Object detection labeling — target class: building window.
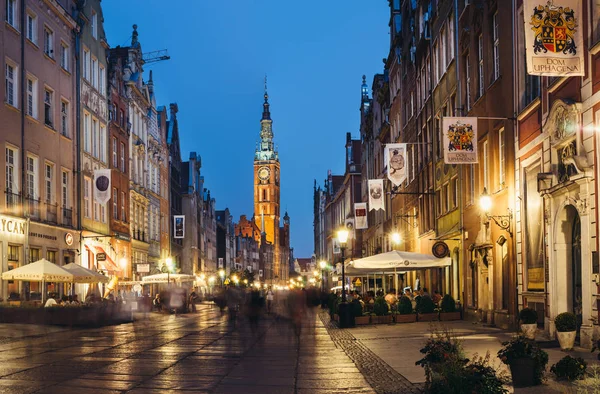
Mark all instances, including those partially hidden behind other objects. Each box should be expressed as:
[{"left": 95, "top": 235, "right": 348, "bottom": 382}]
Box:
[
  {"left": 61, "top": 171, "right": 68, "bottom": 208},
  {"left": 5, "top": 61, "right": 17, "bottom": 107},
  {"left": 60, "top": 100, "right": 68, "bottom": 137},
  {"left": 493, "top": 12, "right": 500, "bottom": 80},
  {"left": 451, "top": 177, "right": 458, "bottom": 208},
  {"left": 60, "top": 43, "right": 69, "bottom": 71},
  {"left": 447, "top": 13, "right": 455, "bottom": 64},
  {"left": 499, "top": 128, "right": 505, "bottom": 187},
  {"left": 92, "top": 118, "right": 98, "bottom": 157},
  {"left": 46, "top": 250, "right": 56, "bottom": 264},
  {"left": 83, "top": 49, "right": 90, "bottom": 80},
  {"left": 91, "top": 57, "right": 97, "bottom": 89},
  {"left": 83, "top": 112, "right": 91, "bottom": 152},
  {"left": 113, "top": 188, "right": 118, "bottom": 220},
  {"left": 26, "top": 12, "right": 37, "bottom": 43},
  {"left": 5, "top": 0, "right": 17, "bottom": 28},
  {"left": 468, "top": 165, "right": 475, "bottom": 205},
  {"left": 478, "top": 34, "right": 484, "bottom": 97},
  {"left": 120, "top": 142, "right": 125, "bottom": 172},
  {"left": 112, "top": 137, "right": 117, "bottom": 168},
  {"left": 29, "top": 248, "right": 40, "bottom": 264},
  {"left": 43, "top": 26, "right": 53, "bottom": 58},
  {"left": 45, "top": 162, "right": 53, "bottom": 203},
  {"left": 99, "top": 65, "right": 105, "bottom": 96},
  {"left": 26, "top": 76, "right": 37, "bottom": 118},
  {"left": 464, "top": 53, "right": 471, "bottom": 110},
  {"left": 44, "top": 88, "right": 53, "bottom": 127},
  {"left": 84, "top": 177, "right": 91, "bottom": 218},
  {"left": 91, "top": 11, "right": 97, "bottom": 39},
  {"left": 101, "top": 204, "right": 105, "bottom": 223},
  {"left": 121, "top": 191, "right": 126, "bottom": 222},
  {"left": 119, "top": 109, "right": 125, "bottom": 128},
  {"left": 5, "top": 146, "right": 17, "bottom": 194},
  {"left": 483, "top": 140, "right": 489, "bottom": 190},
  {"left": 443, "top": 183, "right": 449, "bottom": 212},
  {"left": 94, "top": 201, "right": 98, "bottom": 221},
  {"left": 99, "top": 125, "right": 106, "bottom": 162},
  {"left": 26, "top": 155, "right": 37, "bottom": 199}
]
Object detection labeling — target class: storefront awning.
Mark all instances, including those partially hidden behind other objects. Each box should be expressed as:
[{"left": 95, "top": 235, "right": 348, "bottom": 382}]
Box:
[{"left": 93, "top": 246, "right": 121, "bottom": 273}]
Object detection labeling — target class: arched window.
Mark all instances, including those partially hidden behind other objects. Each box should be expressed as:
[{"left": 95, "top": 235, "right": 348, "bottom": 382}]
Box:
[{"left": 262, "top": 189, "right": 267, "bottom": 201}]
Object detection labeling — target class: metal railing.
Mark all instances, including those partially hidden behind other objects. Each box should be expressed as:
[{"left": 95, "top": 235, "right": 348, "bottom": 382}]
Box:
[
  {"left": 62, "top": 207, "right": 73, "bottom": 227},
  {"left": 27, "top": 197, "right": 40, "bottom": 219},
  {"left": 4, "top": 191, "right": 20, "bottom": 215},
  {"left": 46, "top": 202, "right": 57, "bottom": 224}
]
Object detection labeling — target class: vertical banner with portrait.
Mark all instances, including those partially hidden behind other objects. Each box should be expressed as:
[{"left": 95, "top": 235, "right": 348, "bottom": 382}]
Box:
[
  {"left": 442, "top": 117, "right": 478, "bottom": 164},
  {"left": 523, "top": 0, "right": 584, "bottom": 76},
  {"left": 93, "top": 169, "right": 111, "bottom": 205},
  {"left": 385, "top": 143, "right": 407, "bottom": 186},
  {"left": 333, "top": 238, "right": 341, "bottom": 255},
  {"left": 354, "top": 203, "right": 368, "bottom": 229},
  {"left": 345, "top": 218, "right": 355, "bottom": 240},
  {"left": 173, "top": 215, "right": 185, "bottom": 239},
  {"left": 368, "top": 179, "right": 385, "bottom": 211}
]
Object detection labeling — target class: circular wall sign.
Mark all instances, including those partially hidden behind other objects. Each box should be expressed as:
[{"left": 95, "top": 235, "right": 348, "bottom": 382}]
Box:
[
  {"left": 432, "top": 241, "right": 449, "bottom": 258},
  {"left": 65, "top": 232, "right": 74, "bottom": 246},
  {"left": 96, "top": 175, "right": 110, "bottom": 192}
]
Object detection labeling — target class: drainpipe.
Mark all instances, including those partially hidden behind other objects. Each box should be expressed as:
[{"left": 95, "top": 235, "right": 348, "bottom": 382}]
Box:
[
  {"left": 19, "top": 0, "right": 25, "bottom": 213},
  {"left": 454, "top": 0, "right": 464, "bottom": 306},
  {"left": 511, "top": 0, "right": 520, "bottom": 328},
  {"left": 74, "top": 9, "right": 83, "bottom": 266}
]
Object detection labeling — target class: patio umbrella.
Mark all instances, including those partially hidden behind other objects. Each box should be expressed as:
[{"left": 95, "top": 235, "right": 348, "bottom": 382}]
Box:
[
  {"left": 345, "top": 250, "right": 451, "bottom": 275},
  {"left": 1, "top": 258, "right": 74, "bottom": 303},
  {"left": 62, "top": 263, "right": 110, "bottom": 283}
]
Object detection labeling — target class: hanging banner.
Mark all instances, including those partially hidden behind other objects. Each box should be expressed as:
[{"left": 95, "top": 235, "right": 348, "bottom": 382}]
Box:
[
  {"left": 385, "top": 143, "right": 407, "bottom": 186},
  {"left": 333, "top": 238, "right": 341, "bottom": 255},
  {"left": 524, "top": 0, "right": 584, "bottom": 76},
  {"left": 345, "top": 218, "right": 355, "bottom": 240},
  {"left": 368, "top": 179, "right": 385, "bottom": 211},
  {"left": 173, "top": 215, "right": 185, "bottom": 239},
  {"left": 354, "top": 203, "right": 368, "bottom": 229},
  {"left": 93, "top": 169, "right": 111, "bottom": 205},
  {"left": 442, "top": 117, "right": 478, "bottom": 164}
]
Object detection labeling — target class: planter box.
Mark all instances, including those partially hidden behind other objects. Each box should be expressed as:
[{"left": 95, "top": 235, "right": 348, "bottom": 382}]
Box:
[
  {"left": 417, "top": 312, "right": 439, "bottom": 322},
  {"left": 557, "top": 331, "right": 576, "bottom": 350},
  {"left": 372, "top": 315, "right": 392, "bottom": 324},
  {"left": 439, "top": 311, "right": 461, "bottom": 321},
  {"left": 509, "top": 358, "right": 538, "bottom": 388},
  {"left": 355, "top": 315, "right": 371, "bottom": 325},
  {"left": 394, "top": 314, "right": 417, "bottom": 323},
  {"left": 520, "top": 323, "right": 537, "bottom": 339}
]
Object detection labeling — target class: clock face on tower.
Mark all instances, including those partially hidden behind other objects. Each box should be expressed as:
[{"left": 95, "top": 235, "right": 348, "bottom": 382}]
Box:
[{"left": 258, "top": 166, "right": 271, "bottom": 181}]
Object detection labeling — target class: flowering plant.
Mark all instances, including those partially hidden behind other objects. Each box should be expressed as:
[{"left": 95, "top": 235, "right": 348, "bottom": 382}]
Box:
[
  {"left": 497, "top": 336, "right": 548, "bottom": 385},
  {"left": 550, "top": 355, "right": 587, "bottom": 381},
  {"left": 416, "top": 329, "right": 464, "bottom": 368}
]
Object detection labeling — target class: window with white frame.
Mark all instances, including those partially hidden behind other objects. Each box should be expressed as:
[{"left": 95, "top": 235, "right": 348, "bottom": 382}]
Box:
[
  {"left": 26, "top": 12, "right": 37, "bottom": 43},
  {"left": 113, "top": 188, "right": 118, "bottom": 220},
  {"left": 443, "top": 183, "right": 449, "bottom": 212},
  {"left": 91, "top": 57, "right": 97, "bottom": 89},
  {"left": 94, "top": 200, "right": 98, "bottom": 221},
  {"left": 91, "top": 11, "right": 97, "bottom": 39},
  {"left": 451, "top": 177, "right": 458, "bottom": 208},
  {"left": 60, "top": 43, "right": 69, "bottom": 71},
  {"left": 44, "top": 88, "right": 53, "bottom": 127},
  {"left": 493, "top": 12, "right": 500, "bottom": 80},
  {"left": 45, "top": 162, "right": 53, "bottom": 203},
  {"left": 448, "top": 14, "right": 455, "bottom": 64},
  {"left": 83, "top": 112, "right": 91, "bottom": 152},
  {"left": 440, "top": 26, "right": 447, "bottom": 71},
  {"left": 99, "top": 124, "right": 106, "bottom": 162},
  {"left": 26, "top": 155, "right": 38, "bottom": 199},
  {"left": 92, "top": 118, "right": 98, "bottom": 157},
  {"left": 60, "top": 100, "right": 68, "bottom": 137},
  {"left": 84, "top": 177, "right": 91, "bottom": 217},
  {"left": 483, "top": 140, "right": 489, "bottom": 190},
  {"left": 5, "top": 61, "right": 17, "bottom": 107},
  {"left": 5, "top": 146, "right": 17, "bottom": 194},
  {"left": 83, "top": 49, "right": 90, "bottom": 80},
  {"left": 433, "top": 40, "right": 439, "bottom": 82},
  {"left": 478, "top": 34, "right": 484, "bottom": 97},
  {"left": 469, "top": 164, "right": 475, "bottom": 205},
  {"left": 121, "top": 191, "right": 126, "bottom": 221},
  {"left": 112, "top": 137, "right": 117, "bottom": 168},
  {"left": 99, "top": 65, "right": 105, "bottom": 96},
  {"left": 465, "top": 53, "right": 471, "bottom": 110},
  {"left": 499, "top": 128, "right": 505, "bottom": 186},
  {"left": 26, "top": 76, "right": 37, "bottom": 118},
  {"left": 43, "top": 26, "right": 53, "bottom": 58},
  {"left": 5, "top": 0, "right": 17, "bottom": 28},
  {"left": 120, "top": 142, "right": 125, "bottom": 172},
  {"left": 61, "top": 170, "right": 68, "bottom": 208}
]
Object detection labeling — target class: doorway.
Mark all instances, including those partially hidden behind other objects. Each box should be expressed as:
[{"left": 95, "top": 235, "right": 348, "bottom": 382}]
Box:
[{"left": 572, "top": 213, "right": 582, "bottom": 335}]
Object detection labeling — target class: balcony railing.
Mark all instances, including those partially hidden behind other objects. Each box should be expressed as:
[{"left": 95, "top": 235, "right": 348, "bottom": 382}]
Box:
[
  {"left": 27, "top": 197, "right": 40, "bottom": 219},
  {"left": 46, "top": 202, "right": 57, "bottom": 224},
  {"left": 62, "top": 207, "right": 73, "bottom": 227},
  {"left": 4, "top": 190, "right": 20, "bottom": 215},
  {"left": 133, "top": 229, "right": 147, "bottom": 243}
]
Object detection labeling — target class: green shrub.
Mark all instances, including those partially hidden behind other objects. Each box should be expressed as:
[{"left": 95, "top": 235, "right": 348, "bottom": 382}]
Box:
[
  {"left": 555, "top": 312, "right": 577, "bottom": 332},
  {"left": 550, "top": 355, "right": 587, "bottom": 381},
  {"left": 373, "top": 296, "right": 389, "bottom": 316},
  {"left": 497, "top": 336, "right": 548, "bottom": 385},
  {"left": 351, "top": 299, "right": 363, "bottom": 318},
  {"left": 518, "top": 308, "right": 538, "bottom": 325},
  {"left": 440, "top": 294, "right": 456, "bottom": 313},
  {"left": 398, "top": 295, "right": 413, "bottom": 315},
  {"left": 417, "top": 296, "right": 436, "bottom": 314}
]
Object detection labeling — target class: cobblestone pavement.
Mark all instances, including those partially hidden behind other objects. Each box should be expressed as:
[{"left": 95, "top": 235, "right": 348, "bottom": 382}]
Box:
[{"left": 0, "top": 304, "right": 379, "bottom": 394}]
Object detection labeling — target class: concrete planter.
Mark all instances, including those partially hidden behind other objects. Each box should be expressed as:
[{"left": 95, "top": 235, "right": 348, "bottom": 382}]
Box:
[
  {"left": 355, "top": 315, "right": 371, "bottom": 325},
  {"left": 520, "top": 323, "right": 537, "bottom": 340},
  {"left": 439, "top": 311, "right": 461, "bottom": 321},
  {"left": 372, "top": 315, "right": 392, "bottom": 324},
  {"left": 394, "top": 314, "right": 417, "bottom": 323},
  {"left": 556, "top": 331, "right": 576, "bottom": 350},
  {"left": 417, "top": 312, "right": 439, "bottom": 322}
]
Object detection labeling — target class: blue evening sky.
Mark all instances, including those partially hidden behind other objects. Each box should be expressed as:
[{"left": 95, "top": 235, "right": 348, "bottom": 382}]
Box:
[{"left": 102, "top": 1, "right": 390, "bottom": 258}]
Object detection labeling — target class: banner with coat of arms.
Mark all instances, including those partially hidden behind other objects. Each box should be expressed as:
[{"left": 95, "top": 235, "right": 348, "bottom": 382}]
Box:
[
  {"left": 385, "top": 143, "right": 407, "bottom": 186},
  {"left": 354, "top": 203, "right": 368, "bottom": 229},
  {"left": 442, "top": 117, "right": 478, "bottom": 164},
  {"left": 524, "top": 0, "right": 583, "bottom": 76},
  {"left": 368, "top": 179, "right": 385, "bottom": 211}
]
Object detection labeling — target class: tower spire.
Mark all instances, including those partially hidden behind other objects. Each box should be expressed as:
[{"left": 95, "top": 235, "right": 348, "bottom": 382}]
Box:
[{"left": 262, "top": 75, "right": 271, "bottom": 120}]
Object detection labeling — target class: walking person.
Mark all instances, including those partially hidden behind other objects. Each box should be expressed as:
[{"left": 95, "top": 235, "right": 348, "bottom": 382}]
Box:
[
  {"left": 266, "top": 287, "right": 274, "bottom": 314},
  {"left": 188, "top": 291, "right": 198, "bottom": 312}
]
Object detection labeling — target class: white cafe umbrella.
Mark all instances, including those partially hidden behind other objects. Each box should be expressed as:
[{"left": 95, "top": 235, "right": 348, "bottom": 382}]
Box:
[
  {"left": 345, "top": 250, "right": 451, "bottom": 275},
  {"left": 62, "top": 263, "right": 110, "bottom": 284},
  {"left": 1, "top": 258, "right": 74, "bottom": 303}
]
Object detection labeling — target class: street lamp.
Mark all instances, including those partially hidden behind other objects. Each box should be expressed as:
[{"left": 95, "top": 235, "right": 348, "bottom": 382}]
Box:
[
  {"left": 218, "top": 269, "right": 225, "bottom": 287},
  {"left": 391, "top": 232, "right": 402, "bottom": 248},
  {"left": 479, "top": 187, "right": 513, "bottom": 237},
  {"left": 162, "top": 257, "right": 173, "bottom": 285},
  {"left": 336, "top": 228, "right": 353, "bottom": 328}
]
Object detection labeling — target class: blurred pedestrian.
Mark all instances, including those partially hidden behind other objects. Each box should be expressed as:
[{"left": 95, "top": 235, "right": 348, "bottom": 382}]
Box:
[{"left": 266, "top": 288, "right": 274, "bottom": 314}]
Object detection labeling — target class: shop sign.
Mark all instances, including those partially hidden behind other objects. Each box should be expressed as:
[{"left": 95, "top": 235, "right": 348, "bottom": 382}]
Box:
[
  {"left": 0, "top": 216, "right": 26, "bottom": 236},
  {"left": 137, "top": 264, "right": 150, "bottom": 273},
  {"left": 96, "top": 253, "right": 107, "bottom": 262},
  {"left": 65, "top": 233, "right": 74, "bottom": 246}
]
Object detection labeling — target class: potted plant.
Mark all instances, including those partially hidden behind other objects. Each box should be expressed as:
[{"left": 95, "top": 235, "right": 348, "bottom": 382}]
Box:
[
  {"left": 395, "top": 295, "right": 416, "bottom": 323},
  {"left": 439, "top": 294, "right": 461, "bottom": 321},
  {"left": 550, "top": 355, "right": 587, "bottom": 381},
  {"left": 372, "top": 296, "right": 391, "bottom": 324},
  {"left": 497, "top": 336, "right": 548, "bottom": 388},
  {"left": 555, "top": 312, "right": 577, "bottom": 350},
  {"left": 519, "top": 307, "right": 538, "bottom": 340},
  {"left": 352, "top": 299, "right": 370, "bottom": 325},
  {"left": 417, "top": 296, "right": 438, "bottom": 322}
]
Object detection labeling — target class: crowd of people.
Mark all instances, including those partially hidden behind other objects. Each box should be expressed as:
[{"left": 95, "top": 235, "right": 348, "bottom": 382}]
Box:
[{"left": 342, "top": 287, "right": 444, "bottom": 313}]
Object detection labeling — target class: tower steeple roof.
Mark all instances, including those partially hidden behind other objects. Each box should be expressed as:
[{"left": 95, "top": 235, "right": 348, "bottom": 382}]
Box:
[
  {"left": 255, "top": 76, "right": 278, "bottom": 162},
  {"left": 262, "top": 75, "right": 271, "bottom": 120}
]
